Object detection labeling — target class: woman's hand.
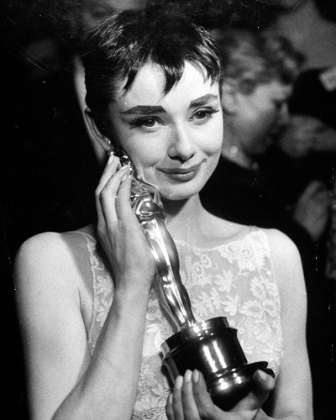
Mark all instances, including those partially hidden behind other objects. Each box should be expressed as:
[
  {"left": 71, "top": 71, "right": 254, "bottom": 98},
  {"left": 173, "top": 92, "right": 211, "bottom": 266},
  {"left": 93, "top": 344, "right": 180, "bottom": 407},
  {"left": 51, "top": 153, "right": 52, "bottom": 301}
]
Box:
[
  {"left": 166, "top": 369, "right": 275, "bottom": 420},
  {"left": 95, "top": 154, "right": 156, "bottom": 292}
]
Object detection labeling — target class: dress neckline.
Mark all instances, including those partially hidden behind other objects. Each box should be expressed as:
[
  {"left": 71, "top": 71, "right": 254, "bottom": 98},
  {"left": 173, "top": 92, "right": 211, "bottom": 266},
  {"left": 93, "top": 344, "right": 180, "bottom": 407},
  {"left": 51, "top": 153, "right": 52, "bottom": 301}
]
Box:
[
  {"left": 174, "top": 227, "right": 260, "bottom": 252},
  {"left": 76, "top": 225, "right": 260, "bottom": 253}
]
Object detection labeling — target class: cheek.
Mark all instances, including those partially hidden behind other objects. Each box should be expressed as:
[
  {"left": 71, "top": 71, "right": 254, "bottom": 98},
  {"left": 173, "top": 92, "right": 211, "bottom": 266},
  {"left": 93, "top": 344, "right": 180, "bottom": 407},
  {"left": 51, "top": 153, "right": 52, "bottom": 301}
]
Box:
[
  {"left": 125, "top": 141, "right": 162, "bottom": 174},
  {"left": 204, "top": 136, "right": 222, "bottom": 159},
  {"left": 201, "top": 118, "right": 223, "bottom": 155}
]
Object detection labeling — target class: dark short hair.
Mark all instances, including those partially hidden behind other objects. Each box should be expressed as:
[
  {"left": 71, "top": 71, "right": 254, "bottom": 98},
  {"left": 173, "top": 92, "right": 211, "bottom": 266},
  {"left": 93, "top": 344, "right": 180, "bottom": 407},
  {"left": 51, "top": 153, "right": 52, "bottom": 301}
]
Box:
[
  {"left": 82, "top": 7, "right": 221, "bottom": 135},
  {"left": 215, "top": 28, "right": 305, "bottom": 94}
]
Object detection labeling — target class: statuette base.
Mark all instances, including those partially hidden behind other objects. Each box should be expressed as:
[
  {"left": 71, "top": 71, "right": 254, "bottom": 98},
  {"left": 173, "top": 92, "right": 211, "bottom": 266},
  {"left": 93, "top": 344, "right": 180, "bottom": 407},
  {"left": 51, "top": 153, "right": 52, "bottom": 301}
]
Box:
[{"left": 161, "top": 317, "right": 274, "bottom": 410}]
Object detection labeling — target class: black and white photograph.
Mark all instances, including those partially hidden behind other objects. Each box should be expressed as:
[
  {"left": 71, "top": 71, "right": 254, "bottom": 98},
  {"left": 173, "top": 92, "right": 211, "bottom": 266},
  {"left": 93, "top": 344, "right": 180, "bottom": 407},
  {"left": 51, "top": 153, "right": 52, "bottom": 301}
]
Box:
[{"left": 1, "top": 1, "right": 336, "bottom": 419}]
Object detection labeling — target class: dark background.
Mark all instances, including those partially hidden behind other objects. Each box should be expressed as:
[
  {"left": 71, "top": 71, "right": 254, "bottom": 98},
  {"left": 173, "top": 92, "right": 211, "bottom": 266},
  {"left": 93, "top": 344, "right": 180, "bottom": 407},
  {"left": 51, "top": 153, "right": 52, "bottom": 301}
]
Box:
[{"left": 1, "top": 1, "right": 333, "bottom": 419}]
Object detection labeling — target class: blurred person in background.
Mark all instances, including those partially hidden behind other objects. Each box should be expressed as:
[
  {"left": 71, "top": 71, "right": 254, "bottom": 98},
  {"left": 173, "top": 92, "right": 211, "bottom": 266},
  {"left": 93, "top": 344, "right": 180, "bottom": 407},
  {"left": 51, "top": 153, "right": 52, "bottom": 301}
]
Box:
[
  {"left": 261, "top": 0, "right": 336, "bottom": 204},
  {"left": 263, "top": 4, "right": 336, "bottom": 402},
  {"left": 201, "top": 29, "right": 329, "bottom": 247},
  {"left": 200, "top": 28, "right": 334, "bottom": 419}
]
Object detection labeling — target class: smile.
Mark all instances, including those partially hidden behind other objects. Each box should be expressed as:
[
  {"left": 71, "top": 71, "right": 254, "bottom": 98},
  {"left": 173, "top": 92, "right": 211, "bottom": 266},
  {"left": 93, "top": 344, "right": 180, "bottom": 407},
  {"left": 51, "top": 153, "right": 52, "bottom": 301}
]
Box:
[{"left": 159, "top": 164, "right": 202, "bottom": 182}]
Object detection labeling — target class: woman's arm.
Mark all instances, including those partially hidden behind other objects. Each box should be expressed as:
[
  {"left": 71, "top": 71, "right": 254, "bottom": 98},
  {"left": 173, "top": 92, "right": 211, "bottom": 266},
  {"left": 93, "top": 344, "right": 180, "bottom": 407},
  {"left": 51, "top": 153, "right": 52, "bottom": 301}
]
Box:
[
  {"left": 166, "top": 229, "right": 313, "bottom": 420},
  {"left": 15, "top": 158, "right": 156, "bottom": 420},
  {"left": 266, "top": 229, "right": 312, "bottom": 420}
]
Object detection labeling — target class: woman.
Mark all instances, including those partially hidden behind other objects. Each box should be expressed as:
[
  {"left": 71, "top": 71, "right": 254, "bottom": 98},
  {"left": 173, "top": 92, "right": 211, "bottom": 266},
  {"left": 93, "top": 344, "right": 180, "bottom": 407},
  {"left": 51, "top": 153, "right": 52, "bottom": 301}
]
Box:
[{"left": 15, "top": 9, "right": 312, "bottom": 420}]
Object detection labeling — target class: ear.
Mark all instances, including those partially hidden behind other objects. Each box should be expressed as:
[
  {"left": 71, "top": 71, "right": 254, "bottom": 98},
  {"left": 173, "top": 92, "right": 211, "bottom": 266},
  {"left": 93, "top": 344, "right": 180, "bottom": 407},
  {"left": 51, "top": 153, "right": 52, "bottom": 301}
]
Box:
[
  {"left": 220, "top": 78, "right": 240, "bottom": 114},
  {"left": 84, "top": 107, "right": 112, "bottom": 152}
]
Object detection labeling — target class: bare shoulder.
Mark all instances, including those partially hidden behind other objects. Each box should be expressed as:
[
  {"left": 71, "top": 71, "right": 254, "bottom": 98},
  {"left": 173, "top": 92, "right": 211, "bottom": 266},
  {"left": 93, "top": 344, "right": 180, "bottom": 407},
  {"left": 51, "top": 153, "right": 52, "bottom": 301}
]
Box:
[
  {"left": 263, "top": 228, "right": 300, "bottom": 258},
  {"left": 261, "top": 228, "right": 306, "bottom": 302},
  {"left": 16, "top": 231, "right": 69, "bottom": 263},
  {"left": 262, "top": 228, "right": 302, "bottom": 274},
  {"left": 14, "top": 229, "right": 92, "bottom": 304},
  {"left": 15, "top": 231, "right": 77, "bottom": 277}
]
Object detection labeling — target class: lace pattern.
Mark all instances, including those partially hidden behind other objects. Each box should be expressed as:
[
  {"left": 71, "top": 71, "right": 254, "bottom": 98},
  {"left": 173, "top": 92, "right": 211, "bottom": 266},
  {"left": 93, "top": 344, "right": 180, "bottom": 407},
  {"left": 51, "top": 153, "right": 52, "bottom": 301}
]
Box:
[{"left": 82, "top": 229, "right": 283, "bottom": 419}]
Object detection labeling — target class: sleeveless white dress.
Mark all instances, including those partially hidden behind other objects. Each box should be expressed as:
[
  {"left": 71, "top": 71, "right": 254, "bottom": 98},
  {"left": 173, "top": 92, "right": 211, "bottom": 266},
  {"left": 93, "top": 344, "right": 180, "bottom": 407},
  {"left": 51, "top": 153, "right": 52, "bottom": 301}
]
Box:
[{"left": 71, "top": 227, "right": 283, "bottom": 419}]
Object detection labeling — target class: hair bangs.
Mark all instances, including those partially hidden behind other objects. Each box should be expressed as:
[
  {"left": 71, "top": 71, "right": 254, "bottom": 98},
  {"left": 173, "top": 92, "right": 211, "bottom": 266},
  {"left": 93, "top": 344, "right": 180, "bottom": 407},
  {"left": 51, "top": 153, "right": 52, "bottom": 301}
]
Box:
[{"left": 83, "top": 8, "right": 221, "bottom": 136}]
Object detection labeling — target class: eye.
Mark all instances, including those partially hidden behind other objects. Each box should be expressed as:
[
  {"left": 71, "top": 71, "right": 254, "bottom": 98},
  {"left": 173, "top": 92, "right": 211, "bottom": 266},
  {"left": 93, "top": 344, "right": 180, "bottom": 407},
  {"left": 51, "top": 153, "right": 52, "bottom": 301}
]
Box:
[
  {"left": 129, "top": 117, "right": 162, "bottom": 131},
  {"left": 141, "top": 118, "right": 156, "bottom": 127},
  {"left": 190, "top": 108, "right": 220, "bottom": 124}
]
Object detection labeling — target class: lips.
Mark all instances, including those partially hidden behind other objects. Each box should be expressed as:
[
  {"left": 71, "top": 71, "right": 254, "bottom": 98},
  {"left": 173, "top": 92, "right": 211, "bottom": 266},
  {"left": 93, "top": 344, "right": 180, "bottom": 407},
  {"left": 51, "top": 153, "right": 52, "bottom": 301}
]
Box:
[{"left": 159, "top": 163, "right": 202, "bottom": 182}]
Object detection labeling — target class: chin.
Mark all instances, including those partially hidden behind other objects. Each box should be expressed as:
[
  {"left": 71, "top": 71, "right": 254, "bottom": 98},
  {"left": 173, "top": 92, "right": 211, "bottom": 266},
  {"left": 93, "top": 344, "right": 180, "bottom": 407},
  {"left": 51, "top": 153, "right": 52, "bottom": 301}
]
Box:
[
  {"left": 159, "top": 182, "right": 205, "bottom": 202},
  {"left": 159, "top": 190, "right": 193, "bottom": 201}
]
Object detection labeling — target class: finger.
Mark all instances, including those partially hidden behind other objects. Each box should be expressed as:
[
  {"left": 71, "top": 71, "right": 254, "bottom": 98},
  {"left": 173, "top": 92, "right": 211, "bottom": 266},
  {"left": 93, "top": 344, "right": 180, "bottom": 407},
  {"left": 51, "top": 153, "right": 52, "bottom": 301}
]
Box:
[
  {"left": 114, "top": 171, "right": 135, "bottom": 222},
  {"left": 95, "top": 154, "right": 119, "bottom": 195},
  {"left": 252, "top": 370, "right": 275, "bottom": 406},
  {"left": 180, "top": 370, "right": 200, "bottom": 419},
  {"left": 231, "top": 370, "right": 275, "bottom": 415},
  {"left": 166, "top": 393, "right": 175, "bottom": 420},
  {"left": 99, "top": 165, "right": 131, "bottom": 226},
  {"left": 114, "top": 174, "right": 147, "bottom": 241},
  {"left": 172, "top": 376, "right": 185, "bottom": 420},
  {"left": 192, "top": 370, "right": 218, "bottom": 418},
  {"left": 95, "top": 155, "right": 119, "bottom": 223}
]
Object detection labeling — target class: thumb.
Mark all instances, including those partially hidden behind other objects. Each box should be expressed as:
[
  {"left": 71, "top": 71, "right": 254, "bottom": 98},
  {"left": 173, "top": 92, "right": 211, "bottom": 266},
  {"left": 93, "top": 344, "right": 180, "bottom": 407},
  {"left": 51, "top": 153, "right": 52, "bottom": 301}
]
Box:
[{"left": 252, "top": 370, "right": 275, "bottom": 405}]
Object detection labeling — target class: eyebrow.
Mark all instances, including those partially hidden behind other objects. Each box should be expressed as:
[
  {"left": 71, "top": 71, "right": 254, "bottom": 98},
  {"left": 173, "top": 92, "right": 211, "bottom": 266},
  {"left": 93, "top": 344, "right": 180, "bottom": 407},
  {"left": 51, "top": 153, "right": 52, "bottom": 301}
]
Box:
[
  {"left": 189, "top": 94, "right": 219, "bottom": 108},
  {"left": 120, "top": 93, "right": 219, "bottom": 116},
  {"left": 120, "top": 106, "right": 166, "bottom": 116}
]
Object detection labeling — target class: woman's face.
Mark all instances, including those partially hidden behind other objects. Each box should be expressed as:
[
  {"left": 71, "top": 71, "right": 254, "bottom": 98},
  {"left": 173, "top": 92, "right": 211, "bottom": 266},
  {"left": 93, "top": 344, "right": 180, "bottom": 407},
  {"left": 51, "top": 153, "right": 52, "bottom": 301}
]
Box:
[
  {"left": 233, "top": 80, "right": 292, "bottom": 158},
  {"left": 108, "top": 61, "right": 223, "bottom": 200}
]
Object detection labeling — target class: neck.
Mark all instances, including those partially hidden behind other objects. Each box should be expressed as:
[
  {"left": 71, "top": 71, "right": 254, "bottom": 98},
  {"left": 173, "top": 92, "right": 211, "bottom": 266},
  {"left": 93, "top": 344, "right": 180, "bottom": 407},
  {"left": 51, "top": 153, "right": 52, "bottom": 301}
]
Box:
[
  {"left": 222, "top": 124, "right": 258, "bottom": 170},
  {"left": 162, "top": 194, "right": 206, "bottom": 240}
]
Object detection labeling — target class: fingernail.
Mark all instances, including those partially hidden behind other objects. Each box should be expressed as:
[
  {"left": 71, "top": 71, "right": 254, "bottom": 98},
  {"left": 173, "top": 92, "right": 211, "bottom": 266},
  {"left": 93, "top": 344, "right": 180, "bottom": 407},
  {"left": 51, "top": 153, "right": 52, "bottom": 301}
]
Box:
[
  {"left": 107, "top": 154, "right": 114, "bottom": 164},
  {"left": 258, "top": 370, "right": 268, "bottom": 381},
  {"left": 120, "top": 165, "right": 130, "bottom": 181},
  {"left": 175, "top": 376, "right": 183, "bottom": 389},
  {"left": 184, "top": 370, "right": 192, "bottom": 382},
  {"left": 120, "top": 165, "right": 130, "bottom": 171},
  {"left": 192, "top": 370, "right": 199, "bottom": 383}
]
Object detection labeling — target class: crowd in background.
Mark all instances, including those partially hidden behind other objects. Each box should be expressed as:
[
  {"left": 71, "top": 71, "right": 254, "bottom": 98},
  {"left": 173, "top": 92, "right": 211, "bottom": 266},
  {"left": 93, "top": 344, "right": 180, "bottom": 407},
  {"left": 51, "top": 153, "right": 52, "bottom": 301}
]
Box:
[{"left": 2, "top": 0, "right": 336, "bottom": 419}]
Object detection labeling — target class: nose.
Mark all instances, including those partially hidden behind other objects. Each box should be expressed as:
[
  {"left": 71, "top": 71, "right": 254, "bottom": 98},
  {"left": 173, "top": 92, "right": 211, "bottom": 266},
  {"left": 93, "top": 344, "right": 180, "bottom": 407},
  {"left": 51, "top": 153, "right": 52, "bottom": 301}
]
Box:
[{"left": 168, "top": 124, "right": 196, "bottom": 161}]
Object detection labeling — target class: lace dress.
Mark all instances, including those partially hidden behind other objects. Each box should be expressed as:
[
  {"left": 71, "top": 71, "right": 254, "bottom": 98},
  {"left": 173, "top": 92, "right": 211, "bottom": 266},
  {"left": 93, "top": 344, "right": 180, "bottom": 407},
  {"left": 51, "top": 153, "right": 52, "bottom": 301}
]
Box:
[{"left": 77, "top": 228, "right": 283, "bottom": 420}]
